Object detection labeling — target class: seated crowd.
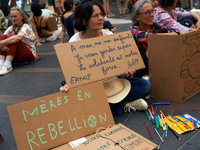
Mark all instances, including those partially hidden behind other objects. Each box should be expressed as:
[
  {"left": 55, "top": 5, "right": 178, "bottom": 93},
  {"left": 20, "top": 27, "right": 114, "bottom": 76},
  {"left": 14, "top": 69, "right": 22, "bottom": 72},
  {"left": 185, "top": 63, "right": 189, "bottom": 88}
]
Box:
[{"left": 0, "top": 0, "right": 200, "bottom": 117}]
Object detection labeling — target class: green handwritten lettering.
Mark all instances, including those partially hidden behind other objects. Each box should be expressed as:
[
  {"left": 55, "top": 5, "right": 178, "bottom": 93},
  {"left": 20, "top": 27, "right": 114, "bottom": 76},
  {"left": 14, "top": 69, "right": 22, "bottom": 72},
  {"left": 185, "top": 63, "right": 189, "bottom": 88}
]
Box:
[
  {"left": 68, "top": 119, "right": 76, "bottom": 131},
  {"left": 82, "top": 116, "right": 87, "bottom": 128},
  {"left": 64, "top": 96, "right": 68, "bottom": 104},
  {"left": 74, "top": 118, "right": 82, "bottom": 129},
  {"left": 40, "top": 102, "right": 49, "bottom": 114},
  {"left": 49, "top": 100, "right": 57, "bottom": 110},
  {"left": 48, "top": 123, "right": 57, "bottom": 140},
  {"left": 85, "top": 91, "right": 90, "bottom": 99},
  {"left": 78, "top": 91, "right": 83, "bottom": 100},
  {"left": 37, "top": 127, "right": 47, "bottom": 144},
  {"left": 99, "top": 113, "right": 107, "bottom": 124},
  {"left": 58, "top": 121, "right": 68, "bottom": 135},
  {"left": 57, "top": 97, "right": 62, "bottom": 106},
  {"left": 22, "top": 107, "right": 39, "bottom": 122},
  {"left": 27, "top": 131, "right": 39, "bottom": 150}
]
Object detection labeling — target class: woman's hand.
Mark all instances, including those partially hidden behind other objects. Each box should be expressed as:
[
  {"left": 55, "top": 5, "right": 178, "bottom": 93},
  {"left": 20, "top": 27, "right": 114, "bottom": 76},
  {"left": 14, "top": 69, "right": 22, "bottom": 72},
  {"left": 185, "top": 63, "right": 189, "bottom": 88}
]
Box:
[
  {"left": 111, "top": 25, "right": 117, "bottom": 34},
  {"left": 122, "top": 70, "right": 136, "bottom": 77},
  {"left": 36, "top": 42, "right": 42, "bottom": 46},
  {"left": 61, "top": 84, "right": 69, "bottom": 92},
  {"left": 0, "top": 45, "right": 9, "bottom": 52}
]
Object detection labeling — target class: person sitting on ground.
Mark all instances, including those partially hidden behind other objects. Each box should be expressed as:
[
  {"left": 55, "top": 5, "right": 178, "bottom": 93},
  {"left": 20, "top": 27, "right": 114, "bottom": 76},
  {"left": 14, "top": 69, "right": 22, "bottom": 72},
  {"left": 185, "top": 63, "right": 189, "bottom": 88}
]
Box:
[
  {"left": 151, "top": 0, "right": 159, "bottom": 8},
  {"left": 0, "top": 5, "right": 12, "bottom": 28},
  {"left": 59, "top": 0, "right": 117, "bottom": 43},
  {"left": 61, "top": 0, "right": 151, "bottom": 116},
  {"left": 0, "top": 9, "right": 7, "bottom": 36},
  {"left": 29, "top": 2, "right": 62, "bottom": 43},
  {"left": 129, "top": 0, "right": 178, "bottom": 78},
  {"left": 60, "top": 0, "right": 77, "bottom": 43},
  {"left": 0, "top": 6, "right": 37, "bottom": 75},
  {"left": 39, "top": 1, "right": 59, "bottom": 23},
  {"left": 175, "top": 0, "right": 196, "bottom": 28},
  {"left": 154, "top": 0, "right": 200, "bottom": 31}
]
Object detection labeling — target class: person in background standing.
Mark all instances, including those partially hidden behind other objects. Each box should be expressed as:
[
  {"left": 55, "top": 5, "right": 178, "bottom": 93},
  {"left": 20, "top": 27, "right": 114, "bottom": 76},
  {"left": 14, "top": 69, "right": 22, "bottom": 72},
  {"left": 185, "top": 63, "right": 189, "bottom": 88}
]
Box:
[
  {"left": 8, "top": 0, "right": 31, "bottom": 18},
  {"left": 116, "top": 0, "right": 129, "bottom": 17},
  {"left": 103, "top": 0, "right": 115, "bottom": 17},
  {"left": 55, "top": 0, "right": 65, "bottom": 15}
]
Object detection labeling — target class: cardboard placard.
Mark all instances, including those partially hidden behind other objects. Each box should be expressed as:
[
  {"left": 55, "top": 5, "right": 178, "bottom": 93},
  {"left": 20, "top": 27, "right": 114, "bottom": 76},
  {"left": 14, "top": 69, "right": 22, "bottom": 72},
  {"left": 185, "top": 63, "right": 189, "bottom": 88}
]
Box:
[
  {"left": 73, "top": 123, "right": 157, "bottom": 150},
  {"left": 148, "top": 30, "right": 200, "bottom": 103},
  {"left": 7, "top": 81, "right": 115, "bottom": 150},
  {"left": 49, "top": 16, "right": 58, "bottom": 31},
  {"left": 54, "top": 31, "right": 145, "bottom": 88}
]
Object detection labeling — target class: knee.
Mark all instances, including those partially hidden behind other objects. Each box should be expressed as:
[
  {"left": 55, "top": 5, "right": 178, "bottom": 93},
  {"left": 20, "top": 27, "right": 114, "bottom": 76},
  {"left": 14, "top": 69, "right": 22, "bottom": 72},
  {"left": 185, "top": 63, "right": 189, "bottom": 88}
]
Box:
[{"left": 142, "top": 80, "right": 152, "bottom": 96}]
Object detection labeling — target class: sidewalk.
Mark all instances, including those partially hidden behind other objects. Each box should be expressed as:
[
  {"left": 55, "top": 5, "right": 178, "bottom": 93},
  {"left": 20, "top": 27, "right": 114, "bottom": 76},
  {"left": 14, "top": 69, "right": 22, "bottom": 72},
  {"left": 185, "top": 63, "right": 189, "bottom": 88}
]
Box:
[{"left": 0, "top": 2, "right": 200, "bottom": 150}]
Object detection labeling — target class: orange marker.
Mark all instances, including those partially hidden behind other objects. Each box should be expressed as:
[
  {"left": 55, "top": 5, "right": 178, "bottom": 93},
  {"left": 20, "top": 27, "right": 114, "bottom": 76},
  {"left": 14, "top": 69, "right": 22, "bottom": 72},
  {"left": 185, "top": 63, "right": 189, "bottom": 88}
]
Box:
[{"left": 151, "top": 105, "right": 154, "bottom": 116}]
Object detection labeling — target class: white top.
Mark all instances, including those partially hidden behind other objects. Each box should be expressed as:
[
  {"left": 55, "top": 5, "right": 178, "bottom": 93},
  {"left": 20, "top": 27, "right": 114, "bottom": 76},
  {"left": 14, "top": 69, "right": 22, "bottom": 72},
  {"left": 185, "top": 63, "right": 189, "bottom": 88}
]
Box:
[
  {"left": 4, "top": 23, "right": 37, "bottom": 57},
  {"left": 69, "top": 29, "right": 113, "bottom": 42},
  {"left": 41, "top": 9, "right": 53, "bottom": 18}
]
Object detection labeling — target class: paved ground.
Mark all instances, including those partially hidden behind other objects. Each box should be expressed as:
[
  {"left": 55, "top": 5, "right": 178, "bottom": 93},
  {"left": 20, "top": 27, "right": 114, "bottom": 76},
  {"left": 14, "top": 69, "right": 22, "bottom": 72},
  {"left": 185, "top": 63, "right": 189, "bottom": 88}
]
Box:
[{"left": 0, "top": 2, "right": 200, "bottom": 150}]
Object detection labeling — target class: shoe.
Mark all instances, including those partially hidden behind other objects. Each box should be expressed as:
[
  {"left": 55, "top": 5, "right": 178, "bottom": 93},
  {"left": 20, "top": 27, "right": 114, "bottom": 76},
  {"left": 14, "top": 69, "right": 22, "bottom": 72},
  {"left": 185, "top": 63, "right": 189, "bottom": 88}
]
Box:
[
  {"left": 120, "top": 14, "right": 123, "bottom": 17},
  {"left": 107, "top": 13, "right": 115, "bottom": 17},
  {"left": 0, "top": 65, "right": 13, "bottom": 75},
  {"left": 124, "top": 98, "right": 148, "bottom": 112},
  {"left": 122, "top": 13, "right": 129, "bottom": 16}
]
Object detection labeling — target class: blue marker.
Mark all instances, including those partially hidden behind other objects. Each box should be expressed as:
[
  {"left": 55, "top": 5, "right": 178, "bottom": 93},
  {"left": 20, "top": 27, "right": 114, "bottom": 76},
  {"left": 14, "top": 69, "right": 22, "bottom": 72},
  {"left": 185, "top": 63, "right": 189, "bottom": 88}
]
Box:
[
  {"left": 165, "top": 124, "right": 168, "bottom": 137},
  {"left": 152, "top": 103, "right": 170, "bottom": 106}
]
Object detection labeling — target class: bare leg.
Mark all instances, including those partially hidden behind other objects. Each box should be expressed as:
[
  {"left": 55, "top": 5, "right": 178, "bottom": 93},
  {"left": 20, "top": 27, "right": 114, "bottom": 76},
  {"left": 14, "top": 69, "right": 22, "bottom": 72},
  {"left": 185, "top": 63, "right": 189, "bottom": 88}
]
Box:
[
  {"left": 56, "top": 1, "right": 62, "bottom": 14},
  {"left": 60, "top": 0, "right": 65, "bottom": 12}
]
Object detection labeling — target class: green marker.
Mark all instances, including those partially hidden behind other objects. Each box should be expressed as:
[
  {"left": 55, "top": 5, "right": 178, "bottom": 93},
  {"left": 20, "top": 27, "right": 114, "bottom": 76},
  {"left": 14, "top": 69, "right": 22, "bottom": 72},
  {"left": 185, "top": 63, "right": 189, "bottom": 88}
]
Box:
[
  {"left": 145, "top": 110, "right": 151, "bottom": 120},
  {"left": 158, "top": 115, "right": 163, "bottom": 128},
  {"left": 155, "top": 115, "right": 159, "bottom": 129}
]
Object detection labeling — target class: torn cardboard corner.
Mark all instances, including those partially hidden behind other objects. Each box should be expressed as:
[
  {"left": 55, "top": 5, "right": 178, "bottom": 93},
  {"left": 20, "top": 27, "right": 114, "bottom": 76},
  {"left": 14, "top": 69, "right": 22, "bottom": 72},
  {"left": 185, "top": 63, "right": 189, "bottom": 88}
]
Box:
[
  {"left": 148, "top": 30, "right": 200, "bottom": 103},
  {"left": 54, "top": 31, "right": 145, "bottom": 88},
  {"left": 53, "top": 123, "right": 157, "bottom": 150}
]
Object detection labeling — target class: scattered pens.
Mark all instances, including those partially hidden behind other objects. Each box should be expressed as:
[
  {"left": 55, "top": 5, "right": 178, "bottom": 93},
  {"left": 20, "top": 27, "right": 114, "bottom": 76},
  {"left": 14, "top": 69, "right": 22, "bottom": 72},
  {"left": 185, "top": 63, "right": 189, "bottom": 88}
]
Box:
[
  {"left": 145, "top": 110, "right": 151, "bottom": 120},
  {"left": 153, "top": 108, "right": 157, "bottom": 118},
  {"left": 154, "top": 128, "right": 164, "bottom": 142},
  {"left": 146, "top": 125, "right": 153, "bottom": 139},
  {"left": 152, "top": 103, "right": 170, "bottom": 106},
  {"left": 165, "top": 124, "right": 168, "bottom": 137},
  {"left": 151, "top": 105, "right": 154, "bottom": 116},
  {"left": 169, "top": 127, "right": 180, "bottom": 140}
]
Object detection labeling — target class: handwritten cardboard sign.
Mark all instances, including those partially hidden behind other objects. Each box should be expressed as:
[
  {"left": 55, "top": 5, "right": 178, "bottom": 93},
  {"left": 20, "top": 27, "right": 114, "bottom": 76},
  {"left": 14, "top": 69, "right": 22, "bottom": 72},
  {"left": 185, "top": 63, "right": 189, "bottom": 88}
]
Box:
[
  {"left": 54, "top": 31, "right": 145, "bottom": 88},
  {"left": 7, "top": 81, "right": 114, "bottom": 150},
  {"left": 74, "top": 124, "right": 157, "bottom": 150}
]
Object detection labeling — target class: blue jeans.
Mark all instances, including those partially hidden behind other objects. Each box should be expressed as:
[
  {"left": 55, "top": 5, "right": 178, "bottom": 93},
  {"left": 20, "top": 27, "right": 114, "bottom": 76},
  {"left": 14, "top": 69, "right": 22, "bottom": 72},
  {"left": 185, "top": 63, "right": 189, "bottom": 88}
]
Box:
[
  {"left": 109, "top": 76, "right": 152, "bottom": 116},
  {"left": 16, "top": 0, "right": 30, "bottom": 18}
]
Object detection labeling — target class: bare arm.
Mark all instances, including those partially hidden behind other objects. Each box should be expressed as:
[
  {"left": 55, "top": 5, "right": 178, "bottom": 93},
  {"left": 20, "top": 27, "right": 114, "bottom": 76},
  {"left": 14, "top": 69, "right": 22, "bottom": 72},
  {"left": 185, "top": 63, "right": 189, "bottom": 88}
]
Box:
[
  {"left": 192, "top": 13, "right": 200, "bottom": 29},
  {"left": 59, "top": 22, "right": 66, "bottom": 44},
  {"left": 0, "top": 34, "right": 23, "bottom": 48},
  {"left": 52, "top": 12, "right": 59, "bottom": 23},
  {"left": 30, "top": 21, "right": 42, "bottom": 46}
]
